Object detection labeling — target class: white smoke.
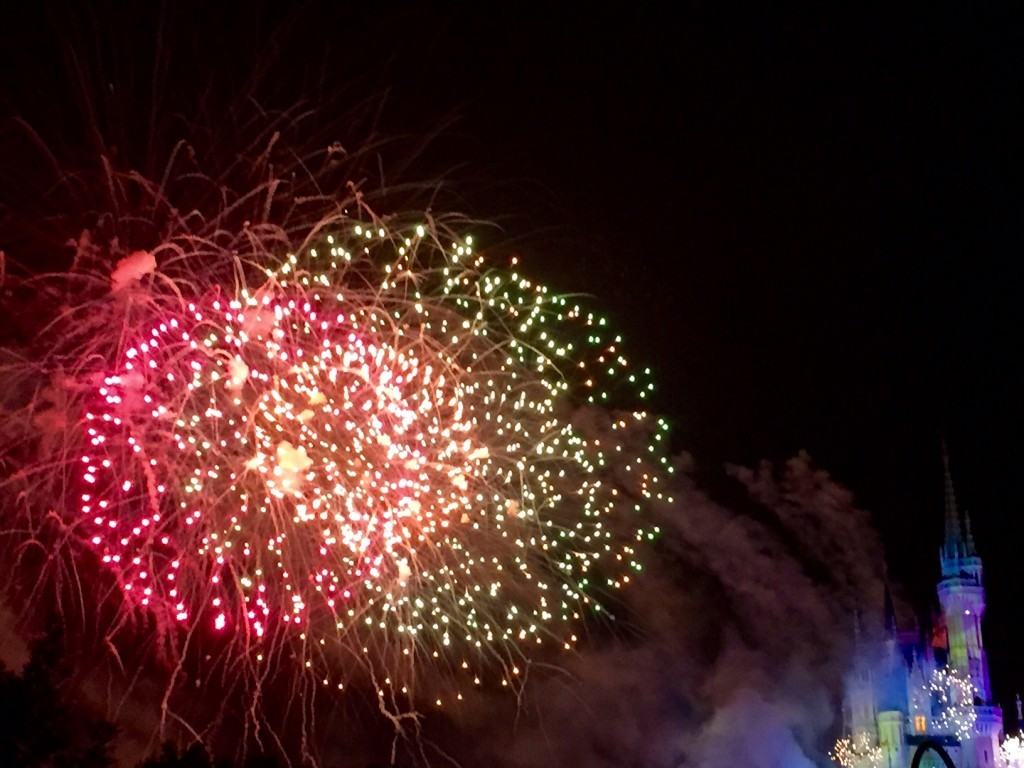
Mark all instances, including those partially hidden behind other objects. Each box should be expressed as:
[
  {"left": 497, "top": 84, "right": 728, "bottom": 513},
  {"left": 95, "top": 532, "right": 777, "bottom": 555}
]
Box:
[{"left": 451, "top": 451, "right": 885, "bottom": 768}]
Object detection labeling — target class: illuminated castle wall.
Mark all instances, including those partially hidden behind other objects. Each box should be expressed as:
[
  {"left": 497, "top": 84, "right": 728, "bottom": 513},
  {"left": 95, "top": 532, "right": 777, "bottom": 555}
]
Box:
[{"left": 841, "top": 449, "right": 1003, "bottom": 768}]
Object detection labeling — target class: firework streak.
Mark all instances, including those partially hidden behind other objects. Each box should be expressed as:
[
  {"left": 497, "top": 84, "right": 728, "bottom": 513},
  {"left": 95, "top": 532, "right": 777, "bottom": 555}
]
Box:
[{"left": 76, "top": 223, "right": 671, "bottom": 703}]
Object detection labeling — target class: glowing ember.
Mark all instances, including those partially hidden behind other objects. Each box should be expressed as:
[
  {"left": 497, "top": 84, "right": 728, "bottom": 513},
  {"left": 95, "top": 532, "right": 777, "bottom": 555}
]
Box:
[{"left": 830, "top": 732, "right": 883, "bottom": 768}]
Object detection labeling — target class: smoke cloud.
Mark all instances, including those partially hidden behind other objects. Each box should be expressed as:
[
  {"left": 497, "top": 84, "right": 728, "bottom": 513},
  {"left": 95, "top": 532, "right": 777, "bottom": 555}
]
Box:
[{"left": 448, "top": 451, "right": 885, "bottom": 768}]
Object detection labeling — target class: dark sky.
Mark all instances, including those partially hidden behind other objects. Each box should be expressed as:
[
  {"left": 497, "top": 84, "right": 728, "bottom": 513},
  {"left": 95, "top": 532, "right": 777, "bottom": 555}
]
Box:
[
  {"left": 351, "top": 3, "right": 1024, "bottom": 710},
  {"left": 4, "top": 0, "right": 1024, "bottom": 719}
]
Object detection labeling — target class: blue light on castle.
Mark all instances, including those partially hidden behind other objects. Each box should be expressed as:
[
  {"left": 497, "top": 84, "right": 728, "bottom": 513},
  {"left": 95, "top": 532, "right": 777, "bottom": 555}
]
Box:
[{"left": 840, "top": 448, "right": 1004, "bottom": 768}]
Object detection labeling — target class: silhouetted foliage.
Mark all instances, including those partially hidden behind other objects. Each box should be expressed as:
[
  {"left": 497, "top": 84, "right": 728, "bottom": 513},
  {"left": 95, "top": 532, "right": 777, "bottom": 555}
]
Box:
[
  {"left": 0, "top": 627, "right": 116, "bottom": 767},
  {"left": 136, "top": 742, "right": 288, "bottom": 768},
  {"left": 137, "top": 743, "right": 216, "bottom": 768}
]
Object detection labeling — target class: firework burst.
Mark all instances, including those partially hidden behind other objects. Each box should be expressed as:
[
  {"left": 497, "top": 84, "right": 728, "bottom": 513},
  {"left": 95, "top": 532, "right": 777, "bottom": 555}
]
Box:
[
  {"left": 0, "top": 135, "right": 672, "bottom": 749},
  {"left": 830, "top": 731, "right": 883, "bottom": 768},
  {"left": 79, "top": 222, "right": 669, "bottom": 686}
]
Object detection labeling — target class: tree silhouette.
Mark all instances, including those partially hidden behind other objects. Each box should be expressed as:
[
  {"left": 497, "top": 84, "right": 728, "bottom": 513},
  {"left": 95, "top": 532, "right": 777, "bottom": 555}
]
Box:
[
  {"left": 0, "top": 627, "right": 116, "bottom": 767},
  {"left": 136, "top": 742, "right": 289, "bottom": 768}
]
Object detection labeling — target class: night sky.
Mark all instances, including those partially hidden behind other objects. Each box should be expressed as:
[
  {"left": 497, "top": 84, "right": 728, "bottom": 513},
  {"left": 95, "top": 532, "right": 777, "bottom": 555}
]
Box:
[
  {"left": 334, "top": 3, "right": 1024, "bottom": 711},
  {"left": 377, "top": 4, "right": 1024, "bottom": 712},
  {"left": 4, "top": 0, "right": 1024, "bottom": 734}
]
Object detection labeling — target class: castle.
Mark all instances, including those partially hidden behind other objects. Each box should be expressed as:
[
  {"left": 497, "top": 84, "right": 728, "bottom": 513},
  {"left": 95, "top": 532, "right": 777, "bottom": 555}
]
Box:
[{"left": 841, "top": 449, "right": 1004, "bottom": 768}]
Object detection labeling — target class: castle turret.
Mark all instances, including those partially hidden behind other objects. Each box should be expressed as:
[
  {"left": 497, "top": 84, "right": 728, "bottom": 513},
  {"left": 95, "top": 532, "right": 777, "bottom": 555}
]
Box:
[
  {"left": 845, "top": 610, "right": 879, "bottom": 739},
  {"left": 877, "top": 710, "right": 906, "bottom": 768},
  {"left": 878, "top": 584, "right": 909, "bottom": 713},
  {"left": 936, "top": 445, "right": 990, "bottom": 700},
  {"left": 935, "top": 444, "right": 1002, "bottom": 767},
  {"left": 878, "top": 583, "right": 909, "bottom": 768}
]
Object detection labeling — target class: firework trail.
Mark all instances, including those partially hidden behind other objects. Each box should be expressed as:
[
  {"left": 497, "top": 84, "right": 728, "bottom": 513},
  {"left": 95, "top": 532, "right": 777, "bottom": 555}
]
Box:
[{"left": 0, "top": 122, "right": 672, "bottom": 758}]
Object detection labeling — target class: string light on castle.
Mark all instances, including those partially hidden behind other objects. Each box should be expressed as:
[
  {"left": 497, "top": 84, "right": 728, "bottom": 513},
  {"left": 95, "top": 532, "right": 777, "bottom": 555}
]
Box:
[{"left": 927, "top": 666, "right": 979, "bottom": 742}]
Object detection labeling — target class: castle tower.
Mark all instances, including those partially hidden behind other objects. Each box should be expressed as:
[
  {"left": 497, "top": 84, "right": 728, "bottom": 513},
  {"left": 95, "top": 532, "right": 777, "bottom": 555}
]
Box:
[
  {"left": 935, "top": 444, "right": 1002, "bottom": 767},
  {"left": 876, "top": 585, "right": 909, "bottom": 765},
  {"left": 936, "top": 446, "right": 990, "bottom": 699},
  {"left": 877, "top": 583, "right": 910, "bottom": 767},
  {"left": 878, "top": 583, "right": 909, "bottom": 714},
  {"left": 877, "top": 710, "right": 906, "bottom": 768},
  {"left": 844, "top": 610, "right": 879, "bottom": 740}
]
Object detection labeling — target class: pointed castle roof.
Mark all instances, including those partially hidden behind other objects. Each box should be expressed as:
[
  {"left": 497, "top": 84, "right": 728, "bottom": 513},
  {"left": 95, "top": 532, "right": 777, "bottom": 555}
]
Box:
[
  {"left": 883, "top": 581, "right": 897, "bottom": 636},
  {"left": 941, "top": 439, "right": 976, "bottom": 561}
]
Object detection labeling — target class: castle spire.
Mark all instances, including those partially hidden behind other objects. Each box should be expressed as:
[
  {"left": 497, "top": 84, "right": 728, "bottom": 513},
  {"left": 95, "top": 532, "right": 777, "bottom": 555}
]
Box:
[
  {"left": 942, "top": 438, "right": 963, "bottom": 561},
  {"left": 963, "top": 507, "right": 977, "bottom": 557},
  {"left": 936, "top": 439, "right": 992, "bottom": 710},
  {"left": 883, "top": 581, "right": 897, "bottom": 636}
]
